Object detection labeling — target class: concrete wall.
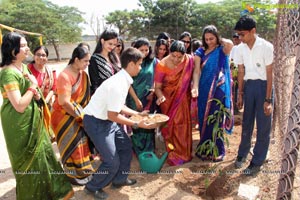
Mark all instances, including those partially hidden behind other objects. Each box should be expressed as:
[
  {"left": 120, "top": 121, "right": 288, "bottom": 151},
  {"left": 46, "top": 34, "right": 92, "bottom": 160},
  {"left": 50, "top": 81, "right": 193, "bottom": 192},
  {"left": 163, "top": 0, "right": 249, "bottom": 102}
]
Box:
[{"left": 0, "top": 41, "right": 155, "bottom": 62}]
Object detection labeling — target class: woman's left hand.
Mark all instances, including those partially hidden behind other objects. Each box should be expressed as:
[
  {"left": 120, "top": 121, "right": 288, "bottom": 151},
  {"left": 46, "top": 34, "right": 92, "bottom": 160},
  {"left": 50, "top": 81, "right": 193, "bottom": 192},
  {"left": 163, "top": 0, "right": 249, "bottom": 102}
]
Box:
[
  {"left": 191, "top": 88, "right": 198, "bottom": 98},
  {"left": 135, "top": 99, "right": 143, "bottom": 111},
  {"left": 33, "top": 92, "right": 41, "bottom": 101}
]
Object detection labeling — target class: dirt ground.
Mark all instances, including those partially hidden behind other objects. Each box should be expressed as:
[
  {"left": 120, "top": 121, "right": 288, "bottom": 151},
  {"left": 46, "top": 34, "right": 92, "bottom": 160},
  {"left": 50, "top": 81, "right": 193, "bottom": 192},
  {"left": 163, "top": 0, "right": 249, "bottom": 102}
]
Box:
[
  {"left": 1, "top": 62, "right": 299, "bottom": 199},
  {"left": 1, "top": 110, "right": 296, "bottom": 200}
]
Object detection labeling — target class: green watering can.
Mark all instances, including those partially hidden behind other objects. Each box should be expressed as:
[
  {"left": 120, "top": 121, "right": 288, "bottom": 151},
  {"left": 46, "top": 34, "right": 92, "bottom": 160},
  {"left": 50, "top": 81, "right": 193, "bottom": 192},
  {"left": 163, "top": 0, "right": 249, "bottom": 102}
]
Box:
[{"left": 138, "top": 143, "right": 174, "bottom": 173}]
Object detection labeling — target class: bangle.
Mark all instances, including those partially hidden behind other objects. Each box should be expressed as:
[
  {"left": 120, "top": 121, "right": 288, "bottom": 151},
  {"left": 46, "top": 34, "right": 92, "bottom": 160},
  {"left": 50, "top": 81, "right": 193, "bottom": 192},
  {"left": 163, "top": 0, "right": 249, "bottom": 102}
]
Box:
[{"left": 27, "top": 87, "right": 37, "bottom": 95}]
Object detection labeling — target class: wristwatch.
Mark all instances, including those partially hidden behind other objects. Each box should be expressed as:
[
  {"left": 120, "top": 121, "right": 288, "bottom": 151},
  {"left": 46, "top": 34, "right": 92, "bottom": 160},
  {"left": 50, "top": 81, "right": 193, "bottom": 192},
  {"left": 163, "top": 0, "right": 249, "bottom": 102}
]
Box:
[
  {"left": 132, "top": 122, "right": 139, "bottom": 129},
  {"left": 264, "top": 98, "right": 272, "bottom": 104}
]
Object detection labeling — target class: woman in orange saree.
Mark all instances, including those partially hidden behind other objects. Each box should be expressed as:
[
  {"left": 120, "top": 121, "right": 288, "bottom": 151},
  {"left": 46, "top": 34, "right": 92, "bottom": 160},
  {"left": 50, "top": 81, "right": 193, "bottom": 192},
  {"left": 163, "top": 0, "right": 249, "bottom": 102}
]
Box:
[
  {"left": 51, "top": 47, "right": 95, "bottom": 185},
  {"left": 154, "top": 41, "right": 194, "bottom": 166}
]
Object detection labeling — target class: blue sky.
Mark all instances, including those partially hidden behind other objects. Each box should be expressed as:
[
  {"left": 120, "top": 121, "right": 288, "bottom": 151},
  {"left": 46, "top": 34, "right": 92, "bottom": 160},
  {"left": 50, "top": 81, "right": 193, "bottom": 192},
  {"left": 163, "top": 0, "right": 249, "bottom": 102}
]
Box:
[{"left": 49, "top": 0, "right": 221, "bottom": 35}]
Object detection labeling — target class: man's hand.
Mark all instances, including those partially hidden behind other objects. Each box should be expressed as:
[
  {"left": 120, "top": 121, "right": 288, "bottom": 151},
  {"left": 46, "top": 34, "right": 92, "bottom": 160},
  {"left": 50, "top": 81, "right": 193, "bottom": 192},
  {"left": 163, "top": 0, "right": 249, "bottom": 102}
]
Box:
[{"left": 264, "top": 102, "right": 273, "bottom": 116}]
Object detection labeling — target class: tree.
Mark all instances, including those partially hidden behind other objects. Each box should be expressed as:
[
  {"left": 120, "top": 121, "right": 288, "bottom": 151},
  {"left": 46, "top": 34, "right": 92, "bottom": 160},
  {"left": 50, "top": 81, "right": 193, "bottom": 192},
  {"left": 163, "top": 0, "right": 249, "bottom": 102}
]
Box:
[
  {"left": 0, "top": 0, "right": 84, "bottom": 60},
  {"left": 105, "top": 10, "right": 133, "bottom": 39},
  {"left": 103, "top": 0, "right": 276, "bottom": 41}
]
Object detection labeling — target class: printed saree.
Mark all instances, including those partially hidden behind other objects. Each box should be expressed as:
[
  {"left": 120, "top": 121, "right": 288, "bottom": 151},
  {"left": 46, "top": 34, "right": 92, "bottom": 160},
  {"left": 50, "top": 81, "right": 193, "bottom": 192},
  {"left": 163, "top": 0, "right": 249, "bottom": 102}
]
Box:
[
  {"left": 195, "top": 46, "right": 233, "bottom": 159},
  {"left": 154, "top": 54, "right": 194, "bottom": 166},
  {"left": 126, "top": 58, "right": 158, "bottom": 155},
  {"left": 88, "top": 53, "right": 119, "bottom": 95},
  {"left": 0, "top": 65, "right": 72, "bottom": 200},
  {"left": 51, "top": 69, "right": 95, "bottom": 184}
]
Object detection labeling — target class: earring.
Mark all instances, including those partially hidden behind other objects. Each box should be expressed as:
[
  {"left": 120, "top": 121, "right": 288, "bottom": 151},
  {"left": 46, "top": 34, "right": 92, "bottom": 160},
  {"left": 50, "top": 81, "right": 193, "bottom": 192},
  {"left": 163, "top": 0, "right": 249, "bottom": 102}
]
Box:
[{"left": 12, "top": 49, "right": 16, "bottom": 57}]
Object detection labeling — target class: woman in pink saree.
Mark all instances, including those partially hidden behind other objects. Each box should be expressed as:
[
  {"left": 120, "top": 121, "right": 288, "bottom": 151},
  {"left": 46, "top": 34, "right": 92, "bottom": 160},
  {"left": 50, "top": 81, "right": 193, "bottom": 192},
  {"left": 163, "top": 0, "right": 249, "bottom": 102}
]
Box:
[{"left": 155, "top": 41, "right": 194, "bottom": 166}]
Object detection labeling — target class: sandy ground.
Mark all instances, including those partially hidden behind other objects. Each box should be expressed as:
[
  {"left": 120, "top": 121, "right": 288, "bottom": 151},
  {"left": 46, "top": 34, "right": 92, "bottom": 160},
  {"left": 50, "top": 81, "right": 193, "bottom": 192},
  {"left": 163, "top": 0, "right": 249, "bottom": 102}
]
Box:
[{"left": 1, "top": 62, "right": 300, "bottom": 199}]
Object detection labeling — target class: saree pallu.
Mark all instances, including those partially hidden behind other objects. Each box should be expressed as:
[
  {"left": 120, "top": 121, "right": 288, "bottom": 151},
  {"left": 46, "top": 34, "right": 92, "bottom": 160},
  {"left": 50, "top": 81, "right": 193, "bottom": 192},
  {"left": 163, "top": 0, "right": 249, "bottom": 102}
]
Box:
[
  {"left": 126, "top": 58, "right": 158, "bottom": 155},
  {"left": 51, "top": 70, "right": 95, "bottom": 182},
  {"left": 88, "top": 53, "right": 119, "bottom": 95},
  {"left": 0, "top": 65, "right": 72, "bottom": 200},
  {"left": 196, "top": 47, "right": 233, "bottom": 158},
  {"left": 28, "top": 63, "right": 56, "bottom": 99},
  {"left": 154, "top": 54, "right": 194, "bottom": 166}
]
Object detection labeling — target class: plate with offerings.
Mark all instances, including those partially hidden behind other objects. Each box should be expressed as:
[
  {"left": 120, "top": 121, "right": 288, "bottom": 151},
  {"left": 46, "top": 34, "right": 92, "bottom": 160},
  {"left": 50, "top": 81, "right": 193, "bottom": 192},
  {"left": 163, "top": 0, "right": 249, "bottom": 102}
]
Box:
[{"left": 130, "top": 113, "right": 169, "bottom": 126}]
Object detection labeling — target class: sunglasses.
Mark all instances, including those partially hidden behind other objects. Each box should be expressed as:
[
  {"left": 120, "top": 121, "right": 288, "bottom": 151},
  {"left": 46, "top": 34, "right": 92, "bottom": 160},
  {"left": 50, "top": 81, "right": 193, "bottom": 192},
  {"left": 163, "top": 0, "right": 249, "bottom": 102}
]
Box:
[
  {"left": 116, "top": 45, "right": 122, "bottom": 48},
  {"left": 181, "top": 40, "right": 190, "bottom": 44}
]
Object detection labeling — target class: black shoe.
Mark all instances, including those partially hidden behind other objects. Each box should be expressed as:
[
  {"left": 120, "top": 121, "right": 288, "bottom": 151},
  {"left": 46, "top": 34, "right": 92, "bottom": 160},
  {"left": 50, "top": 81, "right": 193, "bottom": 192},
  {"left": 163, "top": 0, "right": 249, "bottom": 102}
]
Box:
[
  {"left": 234, "top": 156, "right": 246, "bottom": 169},
  {"left": 243, "top": 162, "right": 261, "bottom": 176},
  {"left": 112, "top": 178, "right": 137, "bottom": 188},
  {"left": 84, "top": 187, "right": 108, "bottom": 200}
]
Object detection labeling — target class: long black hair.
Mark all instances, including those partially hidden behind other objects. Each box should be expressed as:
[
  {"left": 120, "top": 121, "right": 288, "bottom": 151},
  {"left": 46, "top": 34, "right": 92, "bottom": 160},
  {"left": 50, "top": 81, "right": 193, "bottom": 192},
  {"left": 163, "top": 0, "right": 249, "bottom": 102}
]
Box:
[
  {"left": 170, "top": 40, "right": 186, "bottom": 54},
  {"left": 68, "top": 46, "right": 90, "bottom": 65},
  {"left": 201, "top": 25, "right": 221, "bottom": 50},
  {"left": 154, "top": 39, "right": 169, "bottom": 59},
  {"left": 179, "top": 31, "right": 192, "bottom": 54},
  {"left": 1, "top": 32, "right": 24, "bottom": 67},
  {"left": 31, "top": 45, "right": 49, "bottom": 64},
  {"left": 133, "top": 37, "right": 154, "bottom": 64},
  {"left": 93, "top": 29, "right": 119, "bottom": 68}
]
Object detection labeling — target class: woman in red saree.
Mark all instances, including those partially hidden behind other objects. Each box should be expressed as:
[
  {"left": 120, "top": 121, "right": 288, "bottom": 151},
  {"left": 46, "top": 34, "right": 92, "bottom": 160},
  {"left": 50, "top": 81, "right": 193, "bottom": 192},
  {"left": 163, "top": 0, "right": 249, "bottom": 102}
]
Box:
[
  {"left": 51, "top": 46, "right": 95, "bottom": 185},
  {"left": 155, "top": 41, "right": 194, "bottom": 166},
  {"left": 28, "top": 46, "right": 56, "bottom": 109}
]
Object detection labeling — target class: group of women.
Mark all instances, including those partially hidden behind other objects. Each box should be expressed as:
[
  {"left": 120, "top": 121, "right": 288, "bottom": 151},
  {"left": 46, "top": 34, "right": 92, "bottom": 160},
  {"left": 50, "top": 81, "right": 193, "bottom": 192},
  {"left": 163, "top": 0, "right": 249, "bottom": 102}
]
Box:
[{"left": 0, "top": 24, "right": 234, "bottom": 199}]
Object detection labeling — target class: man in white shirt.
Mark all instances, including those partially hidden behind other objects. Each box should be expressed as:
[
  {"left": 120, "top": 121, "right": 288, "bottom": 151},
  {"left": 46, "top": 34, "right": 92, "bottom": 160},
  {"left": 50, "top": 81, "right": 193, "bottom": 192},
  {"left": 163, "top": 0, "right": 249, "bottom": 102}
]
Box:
[
  {"left": 233, "top": 15, "right": 274, "bottom": 176},
  {"left": 229, "top": 32, "right": 241, "bottom": 61},
  {"left": 83, "top": 47, "right": 157, "bottom": 199},
  {"left": 230, "top": 33, "right": 241, "bottom": 114}
]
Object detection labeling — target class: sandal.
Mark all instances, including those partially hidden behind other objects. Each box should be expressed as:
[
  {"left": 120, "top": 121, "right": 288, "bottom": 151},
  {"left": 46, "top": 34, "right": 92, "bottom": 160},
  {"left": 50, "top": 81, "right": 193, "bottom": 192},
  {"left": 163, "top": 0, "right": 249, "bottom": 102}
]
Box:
[{"left": 212, "top": 155, "right": 224, "bottom": 162}]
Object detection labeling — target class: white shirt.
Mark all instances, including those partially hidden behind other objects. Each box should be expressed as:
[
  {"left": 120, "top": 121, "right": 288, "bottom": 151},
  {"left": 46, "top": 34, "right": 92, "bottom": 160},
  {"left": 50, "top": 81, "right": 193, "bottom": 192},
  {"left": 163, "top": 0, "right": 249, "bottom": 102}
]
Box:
[
  {"left": 83, "top": 69, "right": 133, "bottom": 119},
  {"left": 234, "top": 36, "right": 274, "bottom": 80},
  {"left": 229, "top": 45, "right": 238, "bottom": 62}
]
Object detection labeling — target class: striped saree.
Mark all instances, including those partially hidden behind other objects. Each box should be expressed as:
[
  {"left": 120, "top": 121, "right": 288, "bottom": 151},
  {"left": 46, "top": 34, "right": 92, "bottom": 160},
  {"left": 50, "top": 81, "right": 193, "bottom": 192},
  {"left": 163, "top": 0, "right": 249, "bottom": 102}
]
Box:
[
  {"left": 51, "top": 70, "right": 95, "bottom": 184},
  {"left": 154, "top": 54, "right": 194, "bottom": 166}
]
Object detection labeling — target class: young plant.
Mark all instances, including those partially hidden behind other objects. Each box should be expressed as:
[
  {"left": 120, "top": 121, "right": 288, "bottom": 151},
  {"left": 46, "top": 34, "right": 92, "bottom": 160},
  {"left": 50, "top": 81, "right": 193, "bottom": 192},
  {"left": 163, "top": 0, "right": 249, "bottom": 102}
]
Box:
[{"left": 196, "top": 98, "right": 231, "bottom": 158}]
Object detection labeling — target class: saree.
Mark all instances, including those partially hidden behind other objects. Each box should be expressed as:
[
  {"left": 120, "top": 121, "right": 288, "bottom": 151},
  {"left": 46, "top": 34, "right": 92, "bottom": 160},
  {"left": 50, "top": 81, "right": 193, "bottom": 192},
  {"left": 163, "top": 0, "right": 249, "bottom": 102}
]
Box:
[
  {"left": 195, "top": 46, "right": 233, "bottom": 159},
  {"left": 28, "top": 63, "right": 56, "bottom": 100},
  {"left": 51, "top": 69, "right": 95, "bottom": 184},
  {"left": 154, "top": 54, "right": 194, "bottom": 166},
  {"left": 88, "top": 53, "right": 120, "bottom": 95},
  {"left": 126, "top": 58, "right": 158, "bottom": 155},
  {"left": 0, "top": 65, "right": 72, "bottom": 200}
]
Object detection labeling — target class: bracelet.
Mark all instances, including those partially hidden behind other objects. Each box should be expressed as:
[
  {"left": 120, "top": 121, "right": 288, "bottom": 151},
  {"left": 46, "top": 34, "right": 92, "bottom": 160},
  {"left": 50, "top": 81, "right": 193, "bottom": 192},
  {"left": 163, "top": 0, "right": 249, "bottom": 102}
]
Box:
[
  {"left": 132, "top": 122, "right": 139, "bottom": 129},
  {"left": 264, "top": 98, "right": 273, "bottom": 103},
  {"left": 27, "top": 87, "right": 37, "bottom": 95}
]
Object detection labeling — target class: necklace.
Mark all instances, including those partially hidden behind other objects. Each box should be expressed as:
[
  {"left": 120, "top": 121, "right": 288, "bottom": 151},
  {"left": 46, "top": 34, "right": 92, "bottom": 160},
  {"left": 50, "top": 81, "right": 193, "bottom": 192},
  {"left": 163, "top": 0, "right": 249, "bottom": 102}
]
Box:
[{"left": 12, "top": 63, "right": 24, "bottom": 74}]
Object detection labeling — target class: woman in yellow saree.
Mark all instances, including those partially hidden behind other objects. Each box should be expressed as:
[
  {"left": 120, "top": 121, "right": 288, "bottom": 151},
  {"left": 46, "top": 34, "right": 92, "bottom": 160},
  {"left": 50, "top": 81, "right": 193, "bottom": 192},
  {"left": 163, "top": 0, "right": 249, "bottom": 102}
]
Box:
[
  {"left": 0, "top": 32, "right": 73, "bottom": 200},
  {"left": 51, "top": 46, "right": 95, "bottom": 185}
]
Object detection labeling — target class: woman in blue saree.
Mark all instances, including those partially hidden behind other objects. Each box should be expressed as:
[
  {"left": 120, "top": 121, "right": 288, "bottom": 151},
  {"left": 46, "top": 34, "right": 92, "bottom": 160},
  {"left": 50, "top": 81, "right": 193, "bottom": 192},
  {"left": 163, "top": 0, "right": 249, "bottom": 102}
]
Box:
[{"left": 192, "top": 25, "right": 234, "bottom": 162}]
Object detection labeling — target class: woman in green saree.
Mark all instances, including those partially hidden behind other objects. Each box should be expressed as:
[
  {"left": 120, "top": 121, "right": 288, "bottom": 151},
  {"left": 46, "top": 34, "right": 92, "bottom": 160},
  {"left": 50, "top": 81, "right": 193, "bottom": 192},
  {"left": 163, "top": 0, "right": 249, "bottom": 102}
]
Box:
[
  {"left": 126, "top": 38, "right": 158, "bottom": 155},
  {"left": 0, "top": 33, "right": 73, "bottom": 199}
]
